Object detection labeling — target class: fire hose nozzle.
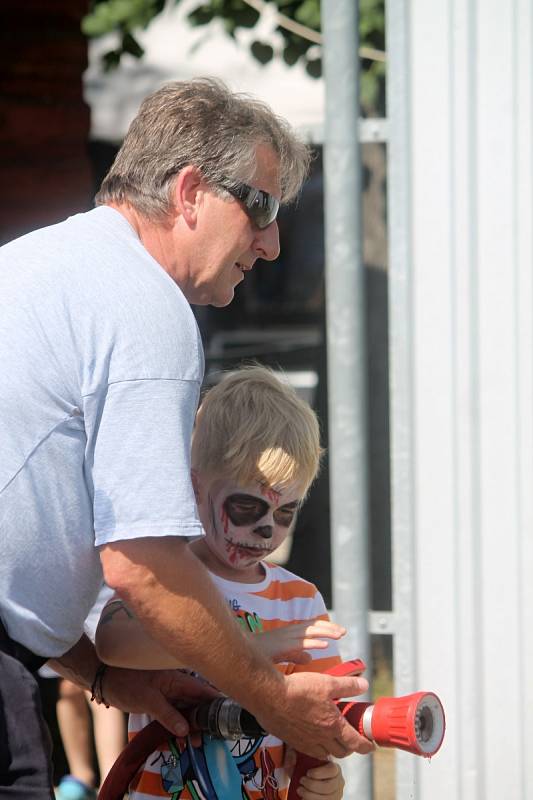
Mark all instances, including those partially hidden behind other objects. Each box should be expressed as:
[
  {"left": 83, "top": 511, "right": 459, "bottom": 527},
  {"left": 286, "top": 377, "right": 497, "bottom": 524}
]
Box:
[{"left": 343, "top": 691, "right": 445, "bottom": 757}]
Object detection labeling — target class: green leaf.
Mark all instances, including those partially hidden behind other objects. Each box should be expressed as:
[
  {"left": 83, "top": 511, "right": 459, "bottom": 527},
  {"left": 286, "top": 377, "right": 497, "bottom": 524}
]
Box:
[
  {"left": 230, "top": 7, "right": 260, "bottom": 27},
  {"left": 121, "top": 32, "right": 145, "bottom": 58},
  {"left": 294, "top": 0, "right": 320, "bottom": 31},
  {"left": 359, "top": 0, "right": 385, "bottom": 46},
  {"left": 251, "top": 40, "right": 274, "bottom": 64},
  {"left": 82, "top": 4, "right": 117, "bottom": 36},
  {"left": 102, "top": 49, "right": 122, "bottom": 71},
  {"left": 360, "top": 61, "right": 385, "bottom": 113},
  {"left": 187, "top": 7, "right": 216, "bottom": 26},
  {"left": 282, "top": 42, "right": 301, "bottom": 66},
  {"left": 223, "top": 17, "right": 237, "bottom": 36},
  {"left": 305, "top": 57, "right": 322, "bottom": 78},
  {"left": 82, "top": 0, "right": 162, "bottom": 37}
]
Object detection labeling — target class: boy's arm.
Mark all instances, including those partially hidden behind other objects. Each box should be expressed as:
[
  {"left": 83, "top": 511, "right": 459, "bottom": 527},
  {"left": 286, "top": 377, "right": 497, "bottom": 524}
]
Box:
[
  {"left": 253, "top": 619, "right": 346, "bottom": 665},
  {"left": 96, "top": 598, "right": 187, "bottom": 670},
  {"left": 96, "top": 607, "right": 344, "bottom": 670},
  {"left": 258, "top": 583, "right": 344, "bottom": 674}
]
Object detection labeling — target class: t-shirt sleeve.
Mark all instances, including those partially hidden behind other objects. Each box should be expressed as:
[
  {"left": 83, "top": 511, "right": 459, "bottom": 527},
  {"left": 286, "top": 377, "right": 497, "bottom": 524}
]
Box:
[{"left": 87, "top": 377, "right": 202, "bottom": 546}]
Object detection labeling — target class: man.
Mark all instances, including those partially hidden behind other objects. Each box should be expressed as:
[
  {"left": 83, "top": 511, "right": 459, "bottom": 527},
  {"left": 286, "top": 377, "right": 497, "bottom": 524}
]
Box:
[{"left": 0, "top": 78, "right": 371, "bottom": 799}]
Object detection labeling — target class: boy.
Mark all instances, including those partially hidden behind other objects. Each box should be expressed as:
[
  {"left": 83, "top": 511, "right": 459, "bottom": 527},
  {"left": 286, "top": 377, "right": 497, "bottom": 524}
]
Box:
[{"left": 96, "top": 366, "right": 366, "bottom": 799}]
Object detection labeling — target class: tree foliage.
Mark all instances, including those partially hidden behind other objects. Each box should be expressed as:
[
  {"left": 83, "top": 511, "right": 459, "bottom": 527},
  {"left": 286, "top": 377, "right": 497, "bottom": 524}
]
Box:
[{"left": 82, "top": 0, "right": 385, "bottom": 112}]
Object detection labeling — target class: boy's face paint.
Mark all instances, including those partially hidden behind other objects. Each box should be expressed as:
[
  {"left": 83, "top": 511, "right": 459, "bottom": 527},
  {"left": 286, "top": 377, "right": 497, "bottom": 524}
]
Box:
[{"left": 197, "top": 478, "right": 304, "bottom": 581}]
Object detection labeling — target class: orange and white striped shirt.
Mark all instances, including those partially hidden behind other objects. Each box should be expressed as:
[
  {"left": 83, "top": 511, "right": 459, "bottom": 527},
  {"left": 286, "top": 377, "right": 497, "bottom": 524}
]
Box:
[{"left": 128, "top": 562, "right": 341, "bottom": 800}]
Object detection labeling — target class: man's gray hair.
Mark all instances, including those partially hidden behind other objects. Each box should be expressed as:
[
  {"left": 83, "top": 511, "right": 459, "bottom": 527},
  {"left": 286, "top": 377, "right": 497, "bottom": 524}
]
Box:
[{"left": 95, "top": 77, "right": 311, "bottom": 220}]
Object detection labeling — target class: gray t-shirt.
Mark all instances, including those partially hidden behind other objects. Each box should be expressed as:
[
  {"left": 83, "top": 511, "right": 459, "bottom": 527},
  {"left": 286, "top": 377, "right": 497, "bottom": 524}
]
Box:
[{"left": 0, "top": 206, "right": 204, "bottom": 657}]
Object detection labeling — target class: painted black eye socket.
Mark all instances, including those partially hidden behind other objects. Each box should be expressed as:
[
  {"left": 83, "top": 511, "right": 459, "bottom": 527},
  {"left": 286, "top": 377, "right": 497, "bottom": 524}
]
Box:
[
  {"left": 224, "top": 495, "right": 270, "bottom": 526},
  {"left": 272, "top": 506, "right": 298, "bottom": 528},
  {"left": 223, "top": 495, "right": 299, "bottom": 528}
]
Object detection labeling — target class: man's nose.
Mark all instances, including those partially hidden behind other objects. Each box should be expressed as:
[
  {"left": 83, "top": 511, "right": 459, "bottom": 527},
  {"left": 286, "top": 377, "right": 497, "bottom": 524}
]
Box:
[
  {"left": 253, "top": 525, "right": 273, "bottom": 540},
  {"left": 255, "top": 221, "right": 280, "bottom": 261}
]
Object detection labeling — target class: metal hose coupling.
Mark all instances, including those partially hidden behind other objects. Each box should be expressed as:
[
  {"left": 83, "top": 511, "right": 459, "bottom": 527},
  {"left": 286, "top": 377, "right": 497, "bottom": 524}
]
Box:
[{"left": 189, "top": 697, "right": 266, "bottom": 740}]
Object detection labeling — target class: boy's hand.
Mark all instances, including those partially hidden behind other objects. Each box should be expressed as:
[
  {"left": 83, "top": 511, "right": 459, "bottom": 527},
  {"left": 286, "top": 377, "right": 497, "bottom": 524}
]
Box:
[
  {"left": 255, "top": 619, "right": 346, "bottom": 663},
  {"left": 297, "top": 761, "right": 345, "bottom": 800},
  {"left": 285, "top": 750, "right": 345, "bottom": 800}
]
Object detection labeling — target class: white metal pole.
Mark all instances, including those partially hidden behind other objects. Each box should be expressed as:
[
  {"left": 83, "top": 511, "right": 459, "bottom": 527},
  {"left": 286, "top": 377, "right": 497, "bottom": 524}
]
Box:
[
  {"left": 384, "top": 0, "right": 418, "bottom": 796},
  {"left": 322, "top": 2, "right": 372, "bottom": 797}
]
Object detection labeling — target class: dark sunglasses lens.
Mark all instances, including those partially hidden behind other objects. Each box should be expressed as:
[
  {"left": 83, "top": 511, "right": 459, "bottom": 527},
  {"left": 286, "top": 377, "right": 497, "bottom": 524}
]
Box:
[{"left": 249, "top": 191, "right": 279, "bottom": 229}]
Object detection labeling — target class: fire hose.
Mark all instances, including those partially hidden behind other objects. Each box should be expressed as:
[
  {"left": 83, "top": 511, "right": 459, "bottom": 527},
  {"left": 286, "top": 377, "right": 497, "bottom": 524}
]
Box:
[{"left": 97, "top": 659, "right": 445, "bottom": 800}]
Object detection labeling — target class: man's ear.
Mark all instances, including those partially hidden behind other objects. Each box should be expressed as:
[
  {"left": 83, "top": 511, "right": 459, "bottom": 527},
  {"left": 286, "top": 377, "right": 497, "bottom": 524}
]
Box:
[{"left": 172, "top": 166, "right": 204, "bottom": 227}]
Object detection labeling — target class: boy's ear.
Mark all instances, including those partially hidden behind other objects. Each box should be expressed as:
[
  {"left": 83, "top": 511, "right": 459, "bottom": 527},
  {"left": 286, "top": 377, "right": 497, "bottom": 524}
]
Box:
[{"left": 191, "top": 469, "right": 201, "bottom": 505}]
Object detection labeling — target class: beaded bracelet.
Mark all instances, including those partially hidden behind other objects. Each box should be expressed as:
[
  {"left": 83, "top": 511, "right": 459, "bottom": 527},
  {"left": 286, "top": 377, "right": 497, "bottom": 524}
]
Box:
[{"left": 90, "top": 663, "right": 110, "bottom": 708}]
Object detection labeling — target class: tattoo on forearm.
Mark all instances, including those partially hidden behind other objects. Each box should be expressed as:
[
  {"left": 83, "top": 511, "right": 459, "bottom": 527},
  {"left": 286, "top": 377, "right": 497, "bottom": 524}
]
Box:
[{"left": 99, "top": 601, "right": 134, "bottom": 625}]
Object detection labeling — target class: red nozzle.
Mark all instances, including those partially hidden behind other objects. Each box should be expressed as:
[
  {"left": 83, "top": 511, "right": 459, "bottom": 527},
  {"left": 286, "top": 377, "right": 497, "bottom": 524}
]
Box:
[{"left": 343, "top": 691, "right": 445, "bottom": 757}]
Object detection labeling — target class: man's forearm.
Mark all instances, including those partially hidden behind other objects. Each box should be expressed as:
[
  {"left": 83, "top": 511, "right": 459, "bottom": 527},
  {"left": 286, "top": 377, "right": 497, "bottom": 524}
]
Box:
[
  {"left": 47, "top": 634, "right": 100, "bottom": 690},
  {"left": 100, "top": 537, "right": 285, "bottom": 717}
]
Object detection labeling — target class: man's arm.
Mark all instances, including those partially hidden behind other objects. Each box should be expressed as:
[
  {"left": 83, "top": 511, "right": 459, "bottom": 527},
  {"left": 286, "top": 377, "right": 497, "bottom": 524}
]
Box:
[
  {"left": 99, "top": 536, "right": 374, "bottom": 760},
  {"left": 46, "top": 634, "right": 219, "bottom": 737}
]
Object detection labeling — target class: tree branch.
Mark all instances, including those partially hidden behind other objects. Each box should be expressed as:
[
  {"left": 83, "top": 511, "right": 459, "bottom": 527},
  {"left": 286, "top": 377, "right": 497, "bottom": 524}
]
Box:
[{"left": 241, "top": 0, "right": 387, "bottom": 62}]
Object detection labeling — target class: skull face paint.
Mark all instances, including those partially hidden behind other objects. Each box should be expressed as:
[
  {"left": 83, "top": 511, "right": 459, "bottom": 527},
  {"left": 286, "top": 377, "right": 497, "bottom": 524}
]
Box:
[
  {"left": 223, "top": 493, "right": 298, "bottom": 530},
  {"left": 196, "top": 478, "right": 304, "bottom": 582}
]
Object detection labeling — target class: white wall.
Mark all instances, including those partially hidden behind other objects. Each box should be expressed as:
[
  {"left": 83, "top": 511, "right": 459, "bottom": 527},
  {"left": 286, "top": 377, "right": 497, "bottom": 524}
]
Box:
[{"left": 387, "top": 0, "right": 533, "bottom": 797}]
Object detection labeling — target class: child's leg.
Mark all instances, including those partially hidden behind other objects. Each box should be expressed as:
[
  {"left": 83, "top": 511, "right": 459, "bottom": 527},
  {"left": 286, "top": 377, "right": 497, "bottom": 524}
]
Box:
[
  {"left": 56, "top": 679, "right": 96, "bottom": 789},
  {"left": 85, "top": 694, "right": 126, "bottom": 784}
]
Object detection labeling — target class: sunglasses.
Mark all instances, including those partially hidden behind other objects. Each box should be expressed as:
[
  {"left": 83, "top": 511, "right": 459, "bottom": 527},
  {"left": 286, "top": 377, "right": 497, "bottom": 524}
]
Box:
[
  {"left": 217, "top": 179, "right": 279, "bottom": 230},
  {"left": 223, "top": 494, "right": 298, "bottom": 528}
]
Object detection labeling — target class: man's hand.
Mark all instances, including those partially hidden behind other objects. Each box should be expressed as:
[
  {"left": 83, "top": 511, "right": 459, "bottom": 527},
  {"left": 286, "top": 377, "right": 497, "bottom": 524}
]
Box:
[
  {"left": 255, "top": 619, "right": 346, "bottom": 664},
  {"left": 254, "top": 671, "right": 375, "bottom": 760},
  {"left": 101, "top": 667, "right": 219, "bottom": 737}
]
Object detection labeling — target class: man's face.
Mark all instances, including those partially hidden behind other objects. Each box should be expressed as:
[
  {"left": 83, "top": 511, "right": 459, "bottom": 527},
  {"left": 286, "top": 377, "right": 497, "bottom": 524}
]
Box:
[
  {"left": 196, "top": 477, "right": 304, "bottom": 581},
  {"left": 184, "top": 143, "right": 281, "bottom": 307}
]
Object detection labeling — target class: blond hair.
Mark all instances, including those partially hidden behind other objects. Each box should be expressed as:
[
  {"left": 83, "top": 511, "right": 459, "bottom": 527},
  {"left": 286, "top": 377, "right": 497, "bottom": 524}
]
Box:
[
  {"left": 96, "top": 77, "right": 310, "bottom": 221},
  {"left": 192, "top": 365, "right": 322, "bottom": 495}
]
